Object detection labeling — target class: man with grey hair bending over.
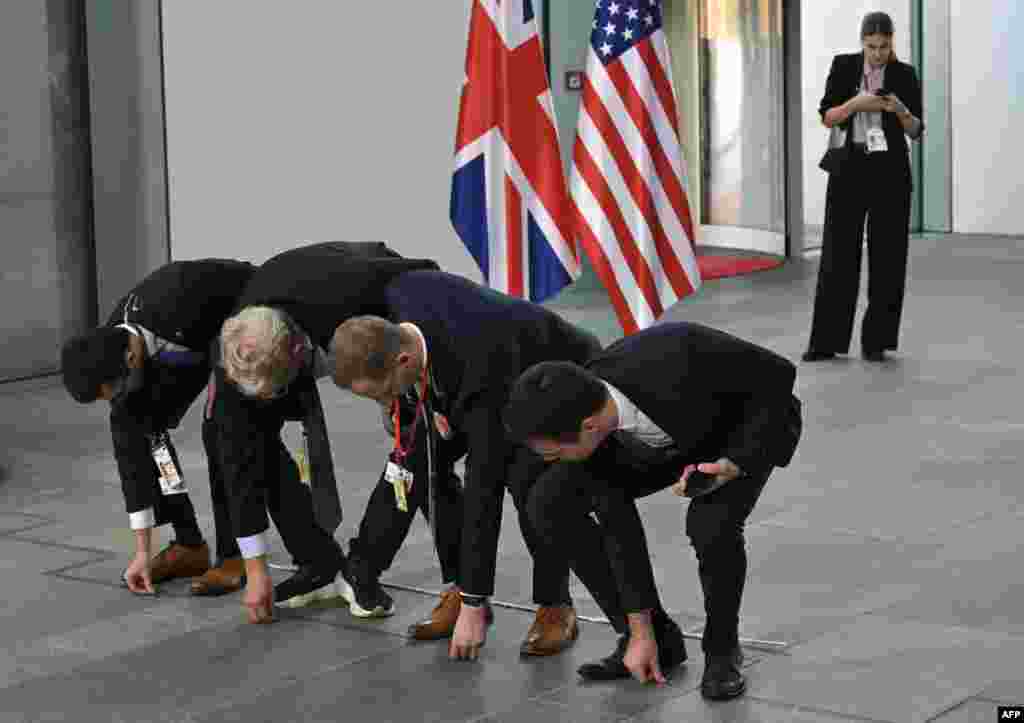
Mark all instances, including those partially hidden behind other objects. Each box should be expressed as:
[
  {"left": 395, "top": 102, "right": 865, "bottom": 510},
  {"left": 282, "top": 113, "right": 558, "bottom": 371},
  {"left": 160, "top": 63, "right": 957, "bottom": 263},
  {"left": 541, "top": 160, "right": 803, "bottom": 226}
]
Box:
[{"left": 210, "top": 242, "right": 438, "bottom": 624}]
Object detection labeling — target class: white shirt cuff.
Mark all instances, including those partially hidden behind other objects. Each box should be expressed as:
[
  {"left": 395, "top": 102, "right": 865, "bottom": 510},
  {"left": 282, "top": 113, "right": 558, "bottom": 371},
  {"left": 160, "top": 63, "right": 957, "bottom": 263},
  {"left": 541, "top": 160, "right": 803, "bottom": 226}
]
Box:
[
  {"left": 128, "top": 507, "right": 156, "bottom": 530},
  {"left": 237, "top": 533, "right": 269, "bottom": 559}
]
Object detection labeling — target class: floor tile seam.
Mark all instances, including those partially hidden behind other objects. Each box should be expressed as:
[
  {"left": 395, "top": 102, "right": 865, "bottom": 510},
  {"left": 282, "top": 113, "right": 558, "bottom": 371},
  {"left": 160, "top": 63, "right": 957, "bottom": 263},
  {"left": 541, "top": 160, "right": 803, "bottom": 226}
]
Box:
[
  {"left": 752, "top": 515, "right": 1006, "bottom": 547},
  {"left": 521, "top": 662, "right": 707, "bottom": 712},
  {"left": 172, "top": 644, "right": 417, "bottom": 722},
  {"left": 7, "top": 614, "right": 408, "bottom": 711},
  {"left": 4, "top": 532, "right": 117, "bottom": 559},
  {"left": 973, "top": 694, "right": 1019, "bottom": 705},
  {"left": 45, "top": 571, "right": 124, "bottom": 590},
  {"left": 3, "top": 533, "right": 118, "bottom": 575},
  {"left": 458, "top": 698, "right": 583, "bottom": 723},
  {"left": 738, "top": 694, "right": 897, "bottom": 723},
  {"left": 0, "top": 512, "right": 58, "bottom": 537},
  {"left": 921, "top": 695, "right": 990, "bottom": 723},
  {"left": 857, "top": 608, "right": 1024, "bottom": 643},
  {"left": 750, "top": 518, "right": 914, "bottom": 544}
]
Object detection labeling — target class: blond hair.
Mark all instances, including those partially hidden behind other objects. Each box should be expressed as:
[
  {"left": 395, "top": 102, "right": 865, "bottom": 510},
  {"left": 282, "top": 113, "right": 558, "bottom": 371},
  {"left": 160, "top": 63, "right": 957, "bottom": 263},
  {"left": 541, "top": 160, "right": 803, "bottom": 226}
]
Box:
[{"left": 220, "top": 306, "right": 295, "bottom": 397}]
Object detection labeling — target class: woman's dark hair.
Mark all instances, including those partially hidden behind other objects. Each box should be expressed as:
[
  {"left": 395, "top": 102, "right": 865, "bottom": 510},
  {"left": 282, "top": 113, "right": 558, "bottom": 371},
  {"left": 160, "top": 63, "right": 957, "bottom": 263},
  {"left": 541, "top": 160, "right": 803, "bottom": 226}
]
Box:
[
  {"left": 504, "top": 361, "right": 608, "bottom": 444},
  {"left": 61, "top": 327, "right": 131, "bottom": 402},
  {"left": 861, "top": 11, "right": 894, "bottom": 38}
]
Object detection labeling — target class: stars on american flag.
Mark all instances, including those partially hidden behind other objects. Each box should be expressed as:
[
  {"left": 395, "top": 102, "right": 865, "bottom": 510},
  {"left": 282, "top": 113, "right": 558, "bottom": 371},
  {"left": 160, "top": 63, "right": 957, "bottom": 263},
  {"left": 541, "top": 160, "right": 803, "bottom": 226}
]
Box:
[{"left": 589, "top": 0, "right": 662, "bottom": 64}]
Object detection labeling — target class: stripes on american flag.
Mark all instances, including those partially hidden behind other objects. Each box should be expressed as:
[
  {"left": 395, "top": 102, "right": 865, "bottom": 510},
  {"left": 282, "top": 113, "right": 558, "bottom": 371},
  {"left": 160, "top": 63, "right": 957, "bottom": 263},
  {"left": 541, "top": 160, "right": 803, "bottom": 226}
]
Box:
[
  {"left": 571, "top": 0, "right": 701, "bottom": 333},
  {"left": 451, "top": 0, "right": 580, "bottom": 303}
]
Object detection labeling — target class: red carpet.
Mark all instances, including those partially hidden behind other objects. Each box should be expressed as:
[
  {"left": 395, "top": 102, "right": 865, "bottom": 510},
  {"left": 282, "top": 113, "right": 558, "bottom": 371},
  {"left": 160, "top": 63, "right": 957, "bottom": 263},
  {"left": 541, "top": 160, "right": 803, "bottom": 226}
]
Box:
[{"left": 697, "top": 254, "right": 784, "bottom": 281}]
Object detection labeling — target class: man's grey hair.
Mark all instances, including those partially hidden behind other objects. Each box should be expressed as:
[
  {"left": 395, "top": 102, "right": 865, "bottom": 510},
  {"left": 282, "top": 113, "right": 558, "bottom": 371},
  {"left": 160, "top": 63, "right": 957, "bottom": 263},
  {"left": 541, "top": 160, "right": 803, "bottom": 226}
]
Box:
[{"left": 220, "top": 305, "right": 295, "bottom": 397}]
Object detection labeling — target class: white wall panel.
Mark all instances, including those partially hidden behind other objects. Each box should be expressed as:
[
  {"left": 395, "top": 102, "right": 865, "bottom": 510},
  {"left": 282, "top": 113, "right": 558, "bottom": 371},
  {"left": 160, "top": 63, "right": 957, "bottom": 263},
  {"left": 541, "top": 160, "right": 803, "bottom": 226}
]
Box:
[
  {"left": 950, "top": 0, "right": 1024, "bottom": 235},
  {"left": 162, "top": 0, "right": 482, "bottom": 278}
]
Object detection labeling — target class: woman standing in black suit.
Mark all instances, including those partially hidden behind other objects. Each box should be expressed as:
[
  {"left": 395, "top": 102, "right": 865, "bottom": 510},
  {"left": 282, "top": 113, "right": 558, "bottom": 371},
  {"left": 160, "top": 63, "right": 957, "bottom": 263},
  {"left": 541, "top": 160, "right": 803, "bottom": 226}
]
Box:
[{"left": 803, "top": 12, "right": 924, "bottom": 363}]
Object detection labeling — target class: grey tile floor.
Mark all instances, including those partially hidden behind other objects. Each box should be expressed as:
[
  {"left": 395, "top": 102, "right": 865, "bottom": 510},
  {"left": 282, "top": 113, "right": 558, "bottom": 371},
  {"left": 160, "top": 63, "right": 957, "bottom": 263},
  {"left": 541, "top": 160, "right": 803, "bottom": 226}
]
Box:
[{"left": 1, "top": 233, "right": 1022, "bottom": 722}]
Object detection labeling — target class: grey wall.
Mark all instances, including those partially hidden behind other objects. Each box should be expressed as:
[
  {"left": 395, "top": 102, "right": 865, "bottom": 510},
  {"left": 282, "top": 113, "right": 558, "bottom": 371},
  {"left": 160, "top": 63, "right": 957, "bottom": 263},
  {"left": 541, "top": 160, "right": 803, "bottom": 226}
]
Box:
[
  {"left": 85, "top": 0, "right": 169, "bottom": 319},
  {"left": 160, "top": 0, "right": 481, "bottom": 279},
  {"left": 0, "top": 0, "right": 95, "bottom": 381}
]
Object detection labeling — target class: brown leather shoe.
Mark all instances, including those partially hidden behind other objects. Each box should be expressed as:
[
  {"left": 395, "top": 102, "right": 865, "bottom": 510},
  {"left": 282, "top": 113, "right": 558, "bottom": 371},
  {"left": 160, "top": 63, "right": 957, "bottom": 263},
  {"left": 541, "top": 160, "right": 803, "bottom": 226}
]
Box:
[
  {"left": 520, "top": 605, "right": 579, "bottom": 657},
  {"left": 408, "top": 587, "right": 462, "bottom": 640},
  {"left": 190, "top": 557, "right": 246, "bottom": 596},
  {"left": 407, "top": 587, "right": 497, "bottom": 641},
  {"left": 149, "top": 542, "right": 211, "bottom": 584}
]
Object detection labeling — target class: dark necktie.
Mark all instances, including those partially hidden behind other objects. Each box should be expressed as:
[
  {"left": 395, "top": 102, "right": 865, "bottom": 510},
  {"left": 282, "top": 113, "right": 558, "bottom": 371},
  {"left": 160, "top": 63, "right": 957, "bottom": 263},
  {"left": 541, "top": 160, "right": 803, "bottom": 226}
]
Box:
[
  {"left": 298, "top": 379, "right": 343, "bottom": 534},
  {"left": 155, "top": 349, "right": 206, "bottom": 367},
  {"left": 411, "top": 369, "right": 443, "bottom": 546}
]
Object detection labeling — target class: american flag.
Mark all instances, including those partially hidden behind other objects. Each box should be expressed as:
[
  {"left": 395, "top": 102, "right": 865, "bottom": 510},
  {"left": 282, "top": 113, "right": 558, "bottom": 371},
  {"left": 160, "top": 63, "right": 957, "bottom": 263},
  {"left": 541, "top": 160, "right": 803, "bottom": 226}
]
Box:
[
  {"left": 571, "top": 0, "right": 701, "bottom": 333},
  {"left": 451, "top": 0, "right": 580, "bottom": 303}
]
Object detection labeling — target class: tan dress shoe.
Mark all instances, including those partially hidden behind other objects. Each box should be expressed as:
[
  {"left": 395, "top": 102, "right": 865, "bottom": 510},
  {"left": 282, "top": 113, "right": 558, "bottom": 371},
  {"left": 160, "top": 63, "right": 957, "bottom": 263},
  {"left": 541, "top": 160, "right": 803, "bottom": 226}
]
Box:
[
  {"left": 408, "top": 587, "right": 463, "bottom": 641},
  {"left": 149, "top": 542, "right": 211, "bottom": 584},
  {"left": 520, "top": 605, "right": 579, "bottom": 657},
  {"left": 407, "top": 587, "right": 495, "bottom": 641},
  {"left": 190, "top": 557, "right": 246, "bottom": 596}
]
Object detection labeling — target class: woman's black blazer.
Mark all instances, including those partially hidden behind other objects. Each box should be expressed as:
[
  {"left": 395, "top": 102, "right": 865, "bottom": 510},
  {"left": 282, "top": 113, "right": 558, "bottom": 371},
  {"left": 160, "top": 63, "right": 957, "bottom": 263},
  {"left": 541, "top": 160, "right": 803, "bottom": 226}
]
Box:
[{"left": 819, "top": 52, "right": 924, "bottom": 176}]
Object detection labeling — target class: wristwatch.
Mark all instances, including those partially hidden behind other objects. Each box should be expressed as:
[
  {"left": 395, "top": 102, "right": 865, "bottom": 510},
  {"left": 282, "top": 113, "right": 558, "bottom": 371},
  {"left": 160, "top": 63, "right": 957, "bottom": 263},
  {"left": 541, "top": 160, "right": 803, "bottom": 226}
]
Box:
[{"left": 460, "top": 593, "right": 488, "bottom": 608}]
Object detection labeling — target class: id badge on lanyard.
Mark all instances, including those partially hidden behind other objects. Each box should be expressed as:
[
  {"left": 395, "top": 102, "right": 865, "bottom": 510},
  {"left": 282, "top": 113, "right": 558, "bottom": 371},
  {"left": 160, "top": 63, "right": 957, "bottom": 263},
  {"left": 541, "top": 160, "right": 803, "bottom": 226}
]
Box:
[
  {"left": 387, "top": 365, "right": 429, "bottom": 511},
  {"left": 385, "top": 458, "right": 414, "bottom": 513},
  {"left": 152, "top": 432, "right": 187, "bottom": 495},
  {"left": 866, "top": 127, "right": 888, "bottom": 153}
]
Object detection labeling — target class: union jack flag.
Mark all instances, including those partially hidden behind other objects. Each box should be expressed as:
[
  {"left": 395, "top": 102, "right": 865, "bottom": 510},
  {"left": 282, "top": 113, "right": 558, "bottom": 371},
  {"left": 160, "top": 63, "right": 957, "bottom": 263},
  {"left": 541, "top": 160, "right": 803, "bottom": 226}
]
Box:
[
  {"left": 571, "top": 0, "right": 701, "bottom": 333},
  {"left": 451, "top": 0, "right": 579, "bottom": 303}
]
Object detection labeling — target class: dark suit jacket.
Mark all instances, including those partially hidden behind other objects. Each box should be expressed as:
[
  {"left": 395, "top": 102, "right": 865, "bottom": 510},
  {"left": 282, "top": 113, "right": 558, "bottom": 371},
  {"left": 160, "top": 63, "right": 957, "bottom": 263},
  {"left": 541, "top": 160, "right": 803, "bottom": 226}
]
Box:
[
  {"left": 107, "top": 259, "right": 256, "bottom": 515},
  {"left": 589, "top": 321, "right": 801, "bottom": 478},
  {"left": 819, "top": 52, "right": 923, "bottom": 183},
  {"left": 385, "top": 270, "right": 602, "bottom": 596},
  {"left": 235, "top": 242, "right": 439, "bottom": 349},
  {"left": 214, "top": 242, "right": 439, "bottom": 539},
  {"left": 587, "top": 322, "right": 802, "bottom": 612}
]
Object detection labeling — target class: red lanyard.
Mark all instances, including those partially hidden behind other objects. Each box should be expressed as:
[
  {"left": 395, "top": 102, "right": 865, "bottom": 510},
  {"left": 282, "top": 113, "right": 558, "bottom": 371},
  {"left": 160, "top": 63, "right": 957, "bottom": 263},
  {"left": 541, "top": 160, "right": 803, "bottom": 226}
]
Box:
[{"left": 391, "top": 364, "right": 430, "bottom": 462}]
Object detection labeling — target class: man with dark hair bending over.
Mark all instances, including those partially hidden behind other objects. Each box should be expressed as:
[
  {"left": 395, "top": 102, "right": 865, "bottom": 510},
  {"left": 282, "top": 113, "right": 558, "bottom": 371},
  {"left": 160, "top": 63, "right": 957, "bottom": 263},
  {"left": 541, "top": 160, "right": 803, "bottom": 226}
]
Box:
[
  {"left": 61, "top": 258, "right": 256, "bottom": 596},
  {"left": 503, "top": 321, "right": 802, "bottom": 700}
]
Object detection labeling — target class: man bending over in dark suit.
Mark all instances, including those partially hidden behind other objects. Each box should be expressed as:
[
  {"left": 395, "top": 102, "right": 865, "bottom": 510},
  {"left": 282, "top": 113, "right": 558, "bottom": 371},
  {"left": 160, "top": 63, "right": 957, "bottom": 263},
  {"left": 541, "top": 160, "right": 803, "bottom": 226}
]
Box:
[
  {"left": 212, "top": 242, "right": 438, "bottom": 624},
  {"left": 331, "top": 270, "right": 605, "bottom": 661},
  {"left": 61, "top": 258, "right": 256, "bottom": 597},
  {"left": 503, "top": 321, "right": 802, "bottom": 700}
]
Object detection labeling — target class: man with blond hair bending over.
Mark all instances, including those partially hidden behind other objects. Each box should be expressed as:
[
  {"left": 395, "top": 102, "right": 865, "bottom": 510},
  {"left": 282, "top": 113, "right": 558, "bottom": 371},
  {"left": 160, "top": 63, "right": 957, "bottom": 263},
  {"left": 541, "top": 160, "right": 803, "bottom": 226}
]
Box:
[{"left": 210, "top": 242, "right": 438, "bottom": 624}]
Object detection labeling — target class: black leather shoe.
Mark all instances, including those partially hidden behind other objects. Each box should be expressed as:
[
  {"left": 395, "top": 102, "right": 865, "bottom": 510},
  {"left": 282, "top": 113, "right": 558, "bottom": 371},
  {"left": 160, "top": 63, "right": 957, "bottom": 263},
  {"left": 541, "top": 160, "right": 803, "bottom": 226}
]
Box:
[
  {"left": 801, "top": 349, "right": 836, "bottom": 362},
  {"left": 701, "top": 647, "right": 746, "bottom": 700},
  {"left": 578, "top": 633, "right": 630, "bottom": 681},
  {"left": 862, "top": 349, "right": 887, "bottom": 362},
  {"left": 653, "top": 614, "right": 688, "bottom": 672},
  {"left": 577, "top": 615, "right": 688, "bottom": 681}
]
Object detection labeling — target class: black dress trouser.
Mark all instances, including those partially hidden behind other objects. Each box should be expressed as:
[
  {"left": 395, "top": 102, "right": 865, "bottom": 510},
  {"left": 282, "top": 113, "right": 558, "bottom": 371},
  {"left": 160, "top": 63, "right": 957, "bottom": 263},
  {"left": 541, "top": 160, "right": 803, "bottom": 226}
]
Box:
[
  {"left": 209, "top": 374, "right": 340, "bottom": 568},
  {"left": 526, "top": 435, "right": 769, "bottom": 654},
  {"left": 349, "top": 414, "right": 466, "bottom": 586},
  {"left": 808, "top": 148, "right": 912, "bottom": 354},
  {"left": 351, "top": 416, "right": 572, "bottom": 606},
  {"left": 111, "top": 366, "right": 239, "bottom": 558}
]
